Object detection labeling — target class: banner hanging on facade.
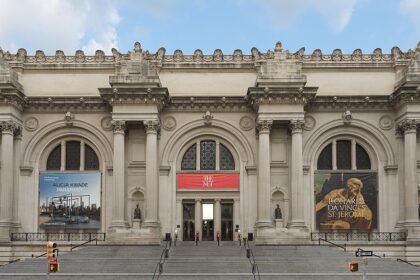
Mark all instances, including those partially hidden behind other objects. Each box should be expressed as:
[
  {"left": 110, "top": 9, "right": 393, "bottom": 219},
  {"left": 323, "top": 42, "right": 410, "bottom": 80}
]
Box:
[
  {"left": 39, "top": 172, "right": 101, "bottom": 229},
  {"left": 177, "top": 173, "right": 239, "bottom": 189},
  {"left": 314, "top": 172, "right": 377, "bottom": 231}
]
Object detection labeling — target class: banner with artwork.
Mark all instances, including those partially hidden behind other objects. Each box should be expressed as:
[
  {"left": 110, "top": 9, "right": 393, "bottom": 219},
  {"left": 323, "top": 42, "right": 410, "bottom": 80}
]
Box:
[
  {"left": 39, "top": 172, "right": 101, "bottom": 229},
  {"left": 314, "top": 172, "right": 377, "bottom": 231}
]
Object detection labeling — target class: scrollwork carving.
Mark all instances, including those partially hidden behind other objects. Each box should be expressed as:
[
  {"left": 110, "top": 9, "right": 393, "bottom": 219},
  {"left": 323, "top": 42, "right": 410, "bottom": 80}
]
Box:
[
  {"left": 397, "top": 119, "right": 418, "bottom": 134},
  {"left": 193, "top": 49, "right": 203, "bottom": 62},
  {"left": 233, "top": 49, "right": 243, "bottom": 62},
  {"left": 111, "top": 120, "right": 126, "bottom": 134},
  {"left": 213, "top": 49, "right": 223, "bottom": 62},
  {"left": 95, "top": 50, "right": 105, "bottom": 63},
  {"left": 174, "top": 49, "right": 184, "bottom": 62},
  {"left": 256, "top": 120, "right": 273, "bottom": 134},
  {"left": 143, "top": 120, "right": 160, "bottom": 133},
  {"left": 312, "top": 49, "right": 322, "bottom": 61},
  {"left": 55, "top": 50, "right": 65, "bottom": 63},
  {"left": 0, "top": 120, "right": 19, "bottom": 134},
  {"left": 289, "top": 120, "right": 304, "bottom": 134}
]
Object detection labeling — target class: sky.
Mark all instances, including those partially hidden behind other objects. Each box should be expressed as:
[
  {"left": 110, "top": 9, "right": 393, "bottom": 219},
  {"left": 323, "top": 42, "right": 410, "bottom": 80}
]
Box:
[{"left": 0, "top": 0, "right": 419, "bottom": 55}]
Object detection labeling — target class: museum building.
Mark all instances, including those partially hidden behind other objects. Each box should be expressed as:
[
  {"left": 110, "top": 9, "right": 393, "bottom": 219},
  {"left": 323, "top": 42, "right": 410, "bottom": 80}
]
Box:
[{"left": 0, "top": 41, "right": 420, "bottom": 246}]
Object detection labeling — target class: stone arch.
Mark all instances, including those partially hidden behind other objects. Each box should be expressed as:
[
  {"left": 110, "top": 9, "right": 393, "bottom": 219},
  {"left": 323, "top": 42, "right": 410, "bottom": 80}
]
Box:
[
  {"left": 303, "top": 119, "right": 395, "bottom": 168},
  {"left": 162, "top": 119, "right": 255, "bottom": 167},
  {"left": 303, "top": 118, "right": 395, "bottom": 231},
  {"left": 23, "top": 120, "right": 113, "bottom": 170}
]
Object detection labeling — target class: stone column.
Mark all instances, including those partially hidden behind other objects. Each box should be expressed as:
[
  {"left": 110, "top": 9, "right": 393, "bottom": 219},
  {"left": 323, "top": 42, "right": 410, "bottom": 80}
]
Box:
[
  {"left": 400, "top": 120, "right": 420, "bottom": 227},
  {"left": 110, "top": 120, "right": 128, "bottom": 228},
  {"left": 256, "top": 120, "right": 273, "bottom": 228},
  {"left": 233, "top": 198, "right": 240, "bottom": 239},
  {"left": 195, "top": 199, "right": 202, "bottom": 239},
  {"left": 287, "top": 120, "right": 307, "bottom": 229},
  {"left": 0, "top": 120, "right": 17, "bottom": 242},
  {"left": 13, "top": 127, "right": 22, "bottom": 227},
  {"left": 143, "top": 120, "right": 160, "bottom": 228},
  {"left": 80, "top": 141, "right": 85, "bottom": 171},
  {"left": 214, "top": 199, "right": 221, "bottom": 238},
  {"left": 176, "top": 199, "right": 183, "bottom": 240}
]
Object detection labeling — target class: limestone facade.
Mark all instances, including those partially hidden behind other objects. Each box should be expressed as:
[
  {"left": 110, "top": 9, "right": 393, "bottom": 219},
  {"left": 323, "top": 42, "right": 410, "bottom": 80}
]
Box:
[{"left": 0, "top": 41, "right": 420, "bottom": 244}]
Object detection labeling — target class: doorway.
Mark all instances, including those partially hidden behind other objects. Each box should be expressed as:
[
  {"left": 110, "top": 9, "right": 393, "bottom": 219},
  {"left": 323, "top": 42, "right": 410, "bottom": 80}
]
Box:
[
  {"left": 183, "top": 203, "right": 195, "bottom": 241},
  {"left": 202, "top": 203, "right": 214, "bottom": 241},
  {"left": 221, "top": 203, "right": 233, "bottom": 241}
]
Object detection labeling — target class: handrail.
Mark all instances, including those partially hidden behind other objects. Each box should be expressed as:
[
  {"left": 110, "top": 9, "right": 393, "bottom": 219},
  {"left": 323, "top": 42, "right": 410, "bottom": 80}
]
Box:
[
  {"left": 318, "top": 238, "right": 346, "bottom": 252},
  {"left": 152, "top": 241, "right": 170, "bottom": 280},
  {"left": 70, "top": 238, "right": 99, "bottom": 251},
  {"left": 245, "top": 241, "right": 260, "bottom": 280},
  {"left": 33, "top": 252, "right": 47, "bottom": 259},
  {"left": 397, "top": 258, "right": 419, "bottom": 267}
]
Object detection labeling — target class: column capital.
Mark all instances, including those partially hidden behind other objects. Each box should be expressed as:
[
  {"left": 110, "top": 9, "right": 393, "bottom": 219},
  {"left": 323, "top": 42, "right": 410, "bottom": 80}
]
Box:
[
  {"left": 195, "top": 198, "right": 202, "bottom": 203},
  {"left": 289, "top": 119, "right": 305, "bottom": 134},
  {"left": 111, "top": 120, "right": 126, "bottom": 134},
  {"left": 143, "top": 120, "right": 160, "bottom": 134},
  {"left": 256, "top": 120, "right": 273, "bottom": 134},
  {"left": 397, "top": 119, "right": 418, "bottom": 135},
  {"left": 0, "top": 120, "right": 19, "bottom": 135}
]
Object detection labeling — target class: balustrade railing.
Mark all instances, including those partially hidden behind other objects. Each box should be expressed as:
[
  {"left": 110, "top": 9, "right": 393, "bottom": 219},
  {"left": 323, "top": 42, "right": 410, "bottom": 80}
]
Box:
[
  {"left": 311, "top": 232, "right": 406, "bottom": 242},
  {"left": 10, "top": 232, "right": 106, "bottom": 242}
]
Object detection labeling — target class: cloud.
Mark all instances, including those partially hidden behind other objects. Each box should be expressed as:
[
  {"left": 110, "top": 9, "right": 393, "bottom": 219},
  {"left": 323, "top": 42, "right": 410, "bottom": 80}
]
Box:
[
  {"left": 0, "top": 0, "right": 120, "bottom": 54},
  {"left": 399, "top": 0, "right": 420, "bottom": 35},
  {"left": 259, "top": 0, "right": 361, "bottom": 32}
]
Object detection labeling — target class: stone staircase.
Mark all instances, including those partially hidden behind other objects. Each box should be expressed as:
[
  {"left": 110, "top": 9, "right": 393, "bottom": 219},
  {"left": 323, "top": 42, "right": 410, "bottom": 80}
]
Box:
[{"left": 0, "top": 241, "right": 419, "bottom": 279}]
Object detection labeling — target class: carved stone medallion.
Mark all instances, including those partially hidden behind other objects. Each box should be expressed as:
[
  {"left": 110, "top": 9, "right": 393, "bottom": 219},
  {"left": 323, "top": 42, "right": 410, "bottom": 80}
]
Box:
[
  {"left": 240, "top": 116, "right": 254, "bottom": 131},
  {"left": 304, "top": 115, "right": 316, "bottom": 131},
  {"left": 24, "top": 117, "right": 39, "bottom": 131},
  {"left": 162, "top": 116, "right": 177, "bottom": 131},
  {"left": 379, "top": 115, "right": 394, "bottom": 131},
  {"left": 101, "top": 116, "right": 113, "bottom": 131}
]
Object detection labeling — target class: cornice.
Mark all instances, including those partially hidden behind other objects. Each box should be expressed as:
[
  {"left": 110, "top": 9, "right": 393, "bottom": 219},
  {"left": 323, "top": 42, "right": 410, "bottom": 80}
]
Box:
[
  {"left": 23, "top": 96, "right": 109, "bottom": 113},
  {"left": 1, "top": 42, "right": 415, "bottom": 71},
  {"left": 247, "top": 86, "right": 318, "bottom": 111},
  {"left": 167, "top": 96, "right": 250, "bottom": 112},
  {"left": 99, "top": 87, "right": 169, "bottom": 111},
  {"left": 0, "top": 89, "right": 27, "bottom": 111},
  {"left": 307, "top": 95, "right": 392, "bottom": 112},
  {"left": 390, "top": 84, "right": 420, "bottom": 108}
]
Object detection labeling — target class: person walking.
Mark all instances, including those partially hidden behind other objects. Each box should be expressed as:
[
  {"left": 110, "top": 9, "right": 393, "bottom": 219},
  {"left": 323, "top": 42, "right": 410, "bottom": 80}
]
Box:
[
  {"left": 195, "top": 231, "right": 199, "bottom": 246},
  {"left": 216, "top": 231, "right": 221, "bottom": 246}
]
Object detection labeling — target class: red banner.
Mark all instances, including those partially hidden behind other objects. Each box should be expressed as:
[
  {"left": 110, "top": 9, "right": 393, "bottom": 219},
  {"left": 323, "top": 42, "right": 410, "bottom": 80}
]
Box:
[{"left": 177, "top": 173, "right": 239, "bottom": 189}]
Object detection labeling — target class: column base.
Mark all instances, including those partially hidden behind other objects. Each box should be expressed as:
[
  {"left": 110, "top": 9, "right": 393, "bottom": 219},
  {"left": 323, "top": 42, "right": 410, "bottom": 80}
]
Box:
[
  {"left": 255, "top": 226, "right": 310, "bottom": 245},
  {"left": 106, "top": 226, "right": 161, "bottom": 245},
  {"left": 142, "top": 220, "right": 161, "bottom": 228},
  {"left": 287, "top": 220, "right": 308, "bottom": 230},
  {"left": 0, "top": 224, "right": 12, "bottom": 244},
  {"left": 110, "top": 220, "right": 129, "bottom": 229},
  {"left": 405, "top": 220, "right": 420, "bottom": 241}
]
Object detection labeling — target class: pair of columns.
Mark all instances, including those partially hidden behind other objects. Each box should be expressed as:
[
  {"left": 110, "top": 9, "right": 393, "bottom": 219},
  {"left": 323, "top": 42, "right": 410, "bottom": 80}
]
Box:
[
  {"left": 0, "top": 120, "right": 22, "bottom": 242},
  {"left": 110, "top": 120, "right": 160, "bottom": 229},
  {"left": 256, "top": 119, "right": 306, "bottom": 230},
  {"left": 399, "top": 119, "right": 420, "bottom": 228}
]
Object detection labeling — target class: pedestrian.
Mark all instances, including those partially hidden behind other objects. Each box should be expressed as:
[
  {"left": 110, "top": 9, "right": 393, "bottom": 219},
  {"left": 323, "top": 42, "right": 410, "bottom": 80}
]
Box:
[
  {"left": 216, "top": 231, "right": 221, "bottom": 246},
  {"left": 195, "top": 231, "right": 199, "bottom": 246},
  {"left": 174, "top": 230, "right": 178, "bottom": 246}
]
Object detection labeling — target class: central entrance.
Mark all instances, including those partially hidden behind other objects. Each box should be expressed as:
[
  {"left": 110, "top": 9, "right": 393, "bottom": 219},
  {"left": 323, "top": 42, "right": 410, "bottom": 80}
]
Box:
[{"left": 202, "top": 203, "right": 214, "bottom": 241}]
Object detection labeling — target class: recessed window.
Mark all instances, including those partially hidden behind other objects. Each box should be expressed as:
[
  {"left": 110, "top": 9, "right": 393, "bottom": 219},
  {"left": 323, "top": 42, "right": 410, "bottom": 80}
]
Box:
[
  {"left": 46, "top": 140, "right": 99, "bottom": 171},
  {"left": 317, "top": 139, "right": 371, "bottom": 170},
  {"left": 180, "top": 140, "right": 235, "bottom": 171}
]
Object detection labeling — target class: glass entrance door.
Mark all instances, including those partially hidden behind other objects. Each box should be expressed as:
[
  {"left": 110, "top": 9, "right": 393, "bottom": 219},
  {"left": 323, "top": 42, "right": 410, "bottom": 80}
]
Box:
[
  {"left": 202, "top": 203, "right": 214, "bottom": 241},
  {"left": 183, "top": 203, "right": 195, "bottom": 241},
  {"left": 221, "top": 203, "right": 233, "bottom": 241},
  {"left": 202, "top": 220, "right": 214, "bottom": 241}
]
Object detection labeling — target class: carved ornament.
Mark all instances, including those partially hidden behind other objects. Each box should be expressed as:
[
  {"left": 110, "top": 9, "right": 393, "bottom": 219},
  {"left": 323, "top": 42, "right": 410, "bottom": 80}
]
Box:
[
  {"left": 239, "top": 116, "right": 254, "bottom": 131},
  {"left": 101, "top": 116, "right": 113, "bottom": 131},
  {"left": 397, "top": 119, "right": 418, "bottom": 134},
  {"left": 24, "top": 117, "right": 39, "bottom": 131},
  {"left": 144, "top": 120, "right": 160, "bottom": 133},
  {"left": 111, "top": 120, "right": 126, "bottom": 134},
  {"left": 379, "top": 115, "right": 394, "bottom": 131},
  {"left": 289, "top": 120, "right": 305, "bottom": 134},
  {"left": 0, "top": 120, "right": 19, "bottom": 134},
  {"left": 202, "top": 111, "right": 214, "bottom": 125},
  {"left": 256, "top": 120, "right": 273, "bottom": 133},
  {"left": 162, "top": 116, "right": 176, "bottom": 131}
]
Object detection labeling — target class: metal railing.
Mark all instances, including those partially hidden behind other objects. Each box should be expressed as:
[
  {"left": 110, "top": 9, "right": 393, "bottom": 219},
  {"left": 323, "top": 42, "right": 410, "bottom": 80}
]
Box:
[
  {"left": 11, "top": 232, "right": 106, "bottom": 242},
  {"left": 311, "top": 232, "right": 406, "bottom": 242},
  {"left": 318, "top": 238, "right": 347, "bottom": 252},
  {"left": 397, "top": 258, "right": 419, "bottom": 267},
  {"left": 70, "top": 238, "right": 100, "bottom": 251},
  {"left": 245, "top": 241, "right": 260, "bottom": 280},
  {"left": 152, "top": 241, "right": 170, "bottom": 280}
]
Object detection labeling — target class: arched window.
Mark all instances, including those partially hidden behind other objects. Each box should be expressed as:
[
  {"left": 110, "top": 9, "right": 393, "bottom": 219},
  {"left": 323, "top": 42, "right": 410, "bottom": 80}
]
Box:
[
  {"left": 180, "top": 140, "right": 235, "bottom": 171},
  {"left": 317, "top": 140, "right": 371, "bottom": 170},
  {"left": 46, "top": 140, "right": 99, "bottom": 171}
]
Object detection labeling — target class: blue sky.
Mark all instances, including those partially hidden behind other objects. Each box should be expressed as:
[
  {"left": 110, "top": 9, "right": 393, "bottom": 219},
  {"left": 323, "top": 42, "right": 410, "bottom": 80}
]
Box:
[{"left": 0, "top": 0, "right": 419, "bottom": 55}]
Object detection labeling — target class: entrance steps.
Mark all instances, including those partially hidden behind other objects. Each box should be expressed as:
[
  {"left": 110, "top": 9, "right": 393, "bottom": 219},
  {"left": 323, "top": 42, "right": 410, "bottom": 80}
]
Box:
[{"left": 0, "top": 242, "right": 420, "bottom": 279}]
